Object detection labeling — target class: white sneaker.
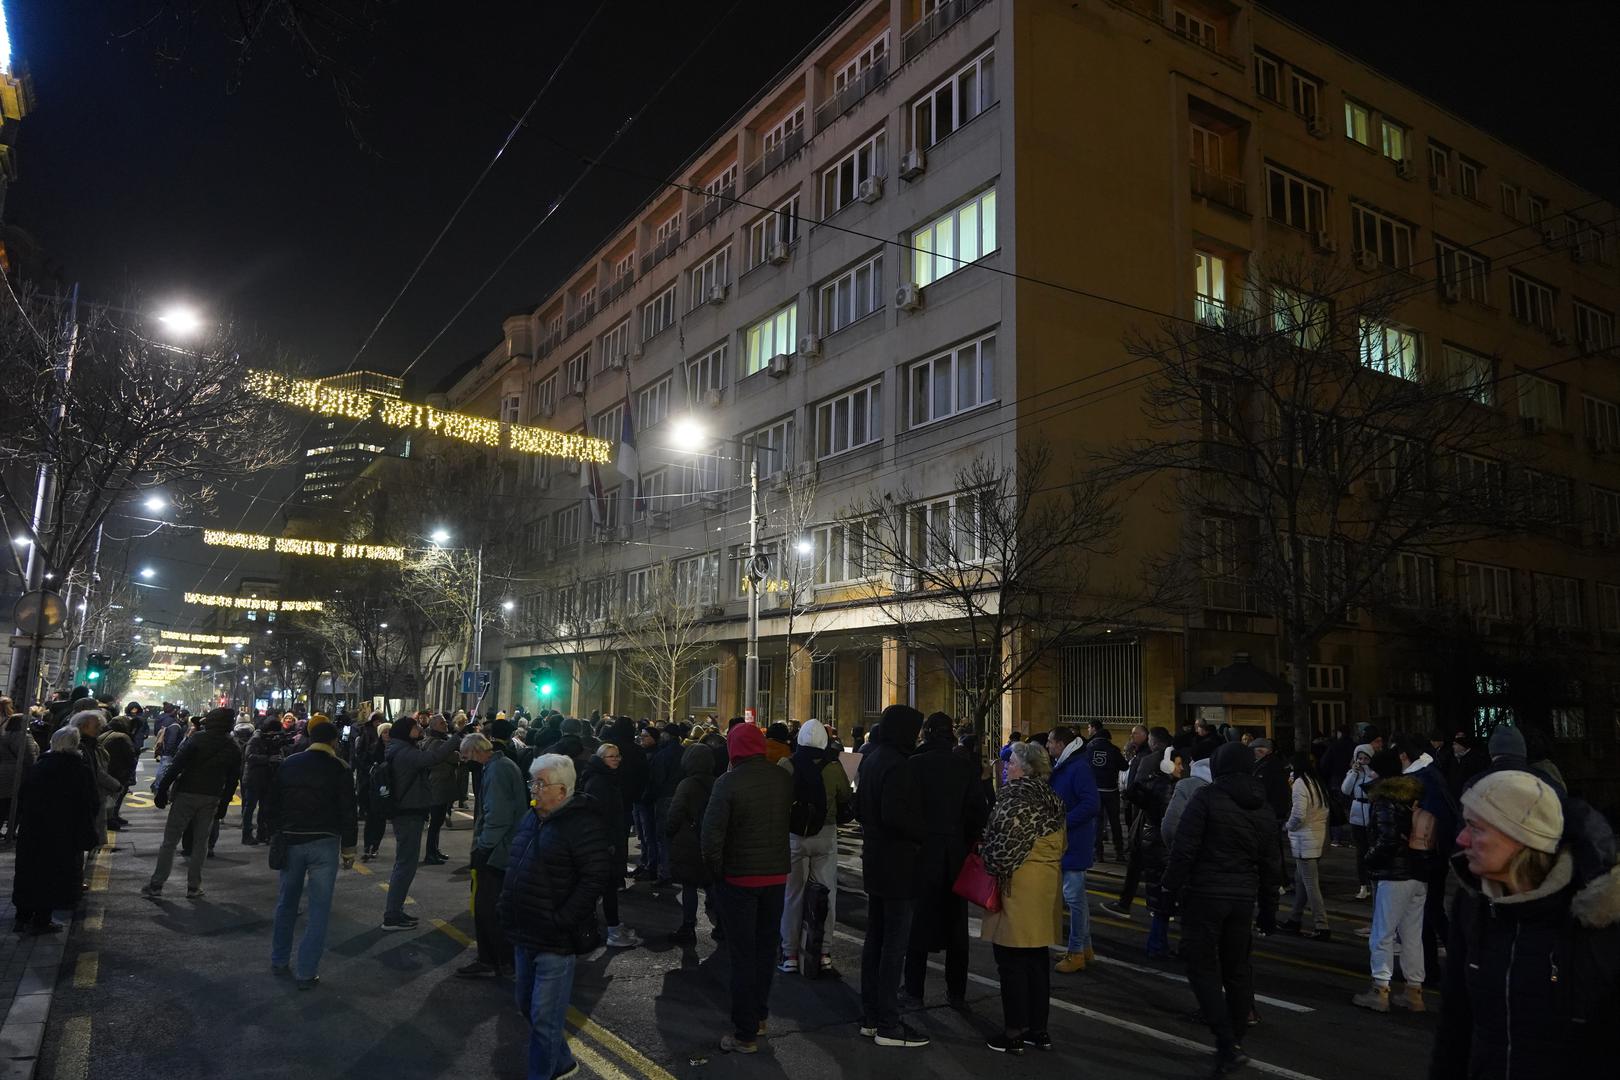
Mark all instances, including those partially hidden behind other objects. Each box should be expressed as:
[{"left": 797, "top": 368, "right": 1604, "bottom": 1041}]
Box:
[
  {"left": 778, "top": 955, "right": 799, "bottom": 973},
  {"left": 1355, "top": 885, "right": 1371, "bottom": 900},
  {"left": 605, "top": 926, "right": 640, "bottom": 948}
]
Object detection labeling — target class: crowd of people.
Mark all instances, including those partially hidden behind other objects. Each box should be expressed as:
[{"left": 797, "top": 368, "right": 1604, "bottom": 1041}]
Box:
[{"left": 2, "top": 687, "right": 1614, "bottom": 1079}]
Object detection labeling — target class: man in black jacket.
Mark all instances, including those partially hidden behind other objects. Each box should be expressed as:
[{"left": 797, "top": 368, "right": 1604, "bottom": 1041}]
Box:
[
  {"left": 702, "top": 722, "right": 793, "bottom": 1054},
  {"left": 647, "top": 725, "right": 685, "bottom": 887},
  {"left": 265, "top": 715, "right": 356, "bottom": 988},
  {"left": 498, "top": 753, "right": 612, "bottom": 1080},
  {"left": 1083, "top": 721, "right": 1128, "bottom": 861},
  {"left": 856, "top": 704, "right": 930, "bottom": 1049},
  {"left": 1161, "top": 741, "right": 1283, "bottom": 1076},
  {"left": 142, "top": 708, "right": 242, "bottom": 900}
]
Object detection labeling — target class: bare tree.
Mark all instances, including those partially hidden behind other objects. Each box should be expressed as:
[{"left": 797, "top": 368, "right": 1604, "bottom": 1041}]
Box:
[
  {"left": 850, "top": 442, "right": 1150, "bottom": 741},
  {"left": 760, "top": 468, "right": 824, "bottom": 719},
  {"left": 1119, "top": 256, "right": 1535, "bottom": 748},
  {"left": 615, "top": 561, "right": 713, "bottom": 724}
]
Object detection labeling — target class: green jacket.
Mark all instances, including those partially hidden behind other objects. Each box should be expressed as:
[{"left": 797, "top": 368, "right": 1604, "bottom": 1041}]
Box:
[{"left": 475, "top": 753, "right": 529, "bottom": 870}]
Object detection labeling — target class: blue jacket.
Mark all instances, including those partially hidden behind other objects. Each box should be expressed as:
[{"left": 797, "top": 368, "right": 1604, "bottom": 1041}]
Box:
[
  {"left": 475, "top": 753, "right": 530, "bottom": 870},
  {"left": 1051, "top": 746, "right": 1101, "bottom": 872}
]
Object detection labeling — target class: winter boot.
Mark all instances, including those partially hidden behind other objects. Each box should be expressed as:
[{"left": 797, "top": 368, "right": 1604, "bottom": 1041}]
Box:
[
  {"left": 1054, "top": 952, "right": 1087, "bottom": 973},
  {"left": 1396, "top": 985, "right": 1426, "bottom": 1012},
  {"left": 1351, "top": 983, "right": 1391, "bottom": 1012}
]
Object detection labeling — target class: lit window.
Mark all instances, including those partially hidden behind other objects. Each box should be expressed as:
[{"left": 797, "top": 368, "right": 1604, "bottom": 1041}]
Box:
[
  {"left": 1343, "top": 100, "right": 1371, "bottom": 147},
  {"left": 908, "top": 334, "right": 995, "bottom": 428},
  {"left": 911, "top": 186, "right": 997, "bottom": 287},
  {"left": 815, "top": 379, "right": 882, "bottom": 459},
  {"left": 1359, "top": 320, "right": 1420, "bottom": 380},
  {"left": 1195, "top": 251, "right": 1226, "bottom": 324},
  {"left": 744, "top": 303, "right": 798, "bottom": 376},
  {"left": 912, "top": 48, "right": 994, "bottom": 150},
  {"left": 818, "top": 253, "right": 884, "bottom": 335}
]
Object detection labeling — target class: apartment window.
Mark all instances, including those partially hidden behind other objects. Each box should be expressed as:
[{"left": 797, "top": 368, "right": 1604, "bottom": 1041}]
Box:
[
  {"left": 1391, "top": 552, "right": 1437, "bottom": 608},
  {"left": 1534, "top": 573, "right": 1583, "bottom": 629},
  {"left": 908, "top": 333, "right": 995, "bottom": 427},
  {"left": 1517, "top": 372, "right": 1563, "bottom": 427},
  {"left": 760, "top": 105, "right": 805, "bottom": 156},
  {"left": 677, "top": 450, "right": 723, "bottom": 506},
  {"left": 1457, "top": 157, "right": 1481, "bottom": 200},
  {"left": 1598, "top": 583, "right": 1620, "bottom": 632},
  {"left": 1550, "top": 707, "right": 1586, "bottom": 741},
  {"left": 741, "top": 416, "right": 794, "bottom": 479},
  {"left": 703, "top": 163, "right": 738, "bottom": 200},
  {"left": 1289, "top": 69, "right": 1320, "bottom": 119},
  {"left": 686, "top": 343, "right": 728, "bottom": 400},
  {"left": 913, "top": 48, "right": 994, "bottom": 150},
  {"left": 1435, "top": 238, "right": 1489, "bottom": 303},
  {"left": 1379, "top": 117, "right": 1406, "bottom": 162},
  {"left": 811, "top": 520, "right": 871, "bottom": 586},
  {"left": 641, "top": 284, "right": 678, "bottom": 340},
  {"left": 744, "top": 302, "right": 798, "bottom": 376},
  {"left": 565, "top": 349, "right": 588, "bottom": 390},
  {"left": 1508, "top": 272, "right": 1555, "bottom": 330},
  {"left": 1441, "top": 344, "right": 1494, "bottom": 406},
  {"left": 573, "top": 284, "right": 597, "bottom": 315},
  {"left": 1195, "top": 251, "right": 1227, "bottom": 323},
  {"left": 624, "top": 567, "right": 651, "bottom": 613},
  {"left": 1526, "top": 470, "right": 1573, "bottom": 526},
  {"left": 1459, "top": 561, "right": 1513, "bottom": 619},
  {"left": 500, "top": 393, "right": 520, "bottom": 424},
  {"left": 598, "top": 318, "right": 633, "bottom": 370},
  {"left": 1456, "top": 454, "right": 1504, "bottom": 507},
  {"left": 1172, "top": 7, "right": 1218, "bottom": 47},
  {"left": 592, "top": 403, "right": 623, "bottom": 447},
  {"left": 1343, "top": 99, "right": 1371, "bottom": 147},
  {"left": 1586, "top": 396, "right": 1620, "bottom": 451},
  {"left": 815, "top": 379, "right": 882, "bottom": 459},
  {"left": 811, "top": 657, "right": 838, "bottom": 725},
  {"left": 1254, "top": 52, "right": 1281, "bottom": 102},
  {"left": 822, "top": 129, "right": 886, "bottom": 217},
  {"left": 1273, "top": 288, "right": 1327, "bottom": 348},
  {"left": 556, "top": 505, "right": 581, "bottom": 546},
  {"left": 1265, "top": 165, "right": 1326, "bottom": 232},
  {"left": 1359, "top": 320, "right": 1420, "bottom": 381},
  {"left": 1500, "top": 182, "right": 1521, "bottom": 220},
  {"left": 1307, "top": 664, "right": 1345, "bottom": 692},
  {"left": 533, "top": 373, "right": 558, "bottom": 417},
  {"left": 636, "top": 375, "right": 672, "bottom": 428},
  {"left": 612, "top": 251, "right": 635, "bottom": 280},
  {"left": 818, "top": 253, "right": 884, "bottom": 335},
  {"left": 861, "top": 653, "right": 882, "bottom": 717},
  {"left": 675, "top": 553, "right": 720, "bottom": 606},
  {"left": 691, "top": 664, "right": 719, "bottom": 709},
  {"left": 654, "top": 213, "right": 680, "bottom": 246},
  {"left": 1428, "top": 142, "right": 1450, "bottom": 188},
  {"left": 1527, "top": 194, "right": 1546, "bottom": 224},
  {"left": 1574, "top": 301, "right": 1615, "bottom": 349},
  {"left": 746, "top": 194, "right": 801, "bottom": 269},
  {"left": 1351, "top": 202, "right": 1414, "bottom": 268},
  {"left": 834, "top": 32, "right": 888, "bottom": 94},
  {"left": 912, "top": 186, "right": 997, "bottom": 287},
  {"left": 1189, "top": 123, "right": 1223, "bottom": 172},
  {"left": 910, "top": 491, "right": 986, "bottom": 565},
  {"left": 687, "top": 246, "right": 731, "bottom": 310},
  {"left": 636, "top": 470, "right": 667, "bottom": 520}
]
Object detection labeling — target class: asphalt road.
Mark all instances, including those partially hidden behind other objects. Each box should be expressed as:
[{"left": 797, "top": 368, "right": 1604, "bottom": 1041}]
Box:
[{"left": 38, "top": 760, "right": 1436, "bottom": 1080}]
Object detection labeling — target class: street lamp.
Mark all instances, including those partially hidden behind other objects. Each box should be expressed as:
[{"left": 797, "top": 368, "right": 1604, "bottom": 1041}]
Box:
[
  {"left": 501, "top": 599, "right": 515, "bottom": 613},
  {"left": 796, "top": 538, "right": 813, "bottom": 557},
  {"left": 143, "top": 495, "right": 166, "bottom": 513},
  {"left": 157, "top": 306, "right": 204, "bottom": 337},
  {"left": 430, "top": 525, "right": 488, "bottom": 714},
  {"left": 430, "top": 528, "right": 451, "bottom": 545},
  {"left": 139, "top": 566, "right": 156, "bottom": 579}
]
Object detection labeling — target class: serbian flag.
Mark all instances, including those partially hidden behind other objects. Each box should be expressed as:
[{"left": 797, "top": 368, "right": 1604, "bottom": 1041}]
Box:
[
  {"left": 617, "top": 374, "right": 644, "bottom": 514},
  {"left": 581, "top": 455, "right": 607, "bottom": 531}
]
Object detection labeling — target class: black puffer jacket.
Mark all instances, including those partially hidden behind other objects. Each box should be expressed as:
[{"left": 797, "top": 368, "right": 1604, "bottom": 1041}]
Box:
[
  {"left": 647, "top": 738, "right": 684, "bottom": 803},
  {"left": 857, "top": 707, "right": 926, "bottom": 899},
  {"left": 156, "top": 727, "right": 242, "bottom": 807},
  {"left": 1126, "top": 759, "right": 1175, "bottom": 914},
  {"left": 386, "top": 732, "right": 457, "bottom": 813},
  {"left": 498, "top": 795, "right": 613, "bottom": 955},
  {"left": 577, "top": 755, "right": 628, "bottom": 882},
  {"left": 907, "top": 736, "right": 988, "bottom": 951},
  {"left": 1160, "top": 743, "right": 1282, "bottom": 912},
  {"left": 266, "top": 746, "right": 357, "bottom": 850},
  {"left": 702, "top": 744, "right": 792, "bottom": 881},
  {"left": 1252, "top": 751, "right": 1291, "bottom": 826},
  {"left": 665, "top": 744, "right": 716, "bottom": 886},
  {"left": 1429, "top": 805, "right": 1620, "bottom": 1080},
  {"left": 1364, "top": 774, "right": 1429, "bottom": 882}
]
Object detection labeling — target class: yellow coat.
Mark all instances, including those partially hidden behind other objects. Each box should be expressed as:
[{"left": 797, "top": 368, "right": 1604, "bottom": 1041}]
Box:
[{"left": 980, "top": 827, "right": 1066, "bottom": 948}]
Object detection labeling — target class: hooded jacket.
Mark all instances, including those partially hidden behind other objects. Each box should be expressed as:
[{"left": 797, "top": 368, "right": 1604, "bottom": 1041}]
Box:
[
  {"left": 856, "top": 706, "right": 926, "bottom": 899},
  {"left": 1429, "top": 805, "right": 1620, "bottom": 1080},
  {"left": 1364, "top": 774, "right": 1428, "bottom": 882},
  {"left": 1161, "top": 757, "right": 1211, "bottom": 844},
  {"left": 1160, "top": 743, "right": 1283, "bottom": 911},
  {"left": 700, "top": 725, "right": 793, "bottom": 884},
  {"left": 473, "top": 751, "right": 528, "bottom": 870},
  {"left": 1340, "top": 744, "right": 1377, "bottom": 827},
  {"left": 385, "top": 729, "right": 457, "bottom": 813},
  {"left": 1050, "top": 737, "right": 1101, "bottom": 873},
  {"left": 665, "top": 743, "right": 717, "bottom": 886},
  {"left": 1082, "top": 731, "right": 1127, "bottom": 792}
]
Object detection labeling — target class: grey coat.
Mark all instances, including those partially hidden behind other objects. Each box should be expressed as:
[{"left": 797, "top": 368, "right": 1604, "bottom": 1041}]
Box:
[
  {"left": 474, "top": 753, "right": 529, "bottom": 869},
  {"left": 386, "top": 734, "right": 457, "bottom": 813}
]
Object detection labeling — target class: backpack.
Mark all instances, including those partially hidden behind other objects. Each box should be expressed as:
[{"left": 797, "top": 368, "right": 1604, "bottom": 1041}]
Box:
[
  {"left": 369, "top": 757, "right": 418, "bottom": 819},
  {"left": 787, "top": 753, "right": 828, "bottom": 838},
  {"left": 1408, "top": 805, "right": 1438, "bottom": 852}
]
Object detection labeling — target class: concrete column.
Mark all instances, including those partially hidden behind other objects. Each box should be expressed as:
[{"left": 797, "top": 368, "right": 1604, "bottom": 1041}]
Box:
[
  {"left": 716, "top": 643, "right": 741, "bottom": 721},
  {"left": 880, "top": 636, "right": 907, "bottom": 712},
  {"left": 788, "top": 641, "right": 814, "bottom": 724}
]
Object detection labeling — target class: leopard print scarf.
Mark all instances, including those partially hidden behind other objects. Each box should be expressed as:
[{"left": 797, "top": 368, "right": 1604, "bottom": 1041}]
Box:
[{"left": 980, "top": 776, "right": 1066, "bottom": 896}]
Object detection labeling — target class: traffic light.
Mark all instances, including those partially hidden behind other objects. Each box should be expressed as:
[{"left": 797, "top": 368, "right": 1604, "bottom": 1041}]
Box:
[
  {"left": 529, "top": 666, "right": 555, "bottom": 698},
  {"left": 85, "top": 652, "right": 111, "bottom": 685}
]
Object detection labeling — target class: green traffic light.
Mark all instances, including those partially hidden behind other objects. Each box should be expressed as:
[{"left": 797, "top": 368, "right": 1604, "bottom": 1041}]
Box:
[
  {"left": 539, "top": 682, "right": 554, "bottom": 695},
  {"left": 86, "top": 671, "right": 101, "bottom": 681}
]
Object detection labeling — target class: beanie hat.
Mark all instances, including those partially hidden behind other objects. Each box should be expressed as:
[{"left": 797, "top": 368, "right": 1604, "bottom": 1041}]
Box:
[
  {"left": 495, "top": 711, "right": 508, "bottom": 721},
  {"left": 1250, "top": 737, "right": 1274, "bottom": 751},
  {"left": 489, "top": 719, "right": 515, "bottom": 741},
  {"left": 1211, "top": 741, "right": 1253, "bottom": 777},
  {"left": 203, "top": 707, "right": 235, "bottom": 731},
  {"left": 797, "top": 718, "right": 829, "bottom": 750},
  {"left": 1488, "top": 724, "right": 1527, "bottom": 760},
  {"left": 307, "top": 713, "right": 337, "bottom": 742},
  {"left": 1462, "top": 769, "right": 1563, "bottom": 854},
  {"left": 727, "top": 721, "right": 766, "bottom": 763}
]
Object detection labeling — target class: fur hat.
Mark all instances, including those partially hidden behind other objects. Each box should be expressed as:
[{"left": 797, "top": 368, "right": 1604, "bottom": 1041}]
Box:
[{"left": 1462, "top": 769, "right": 1563, "bottom": 854}]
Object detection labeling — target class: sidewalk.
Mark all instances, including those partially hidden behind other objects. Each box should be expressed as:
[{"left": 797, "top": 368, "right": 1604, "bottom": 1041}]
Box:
[{"left": 0, "top": 844, "right": 83, "bottom": 1080}]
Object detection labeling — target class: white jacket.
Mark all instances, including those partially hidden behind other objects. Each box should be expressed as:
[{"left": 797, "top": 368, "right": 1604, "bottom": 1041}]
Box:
[
  {"left": 1339, "top": 743, "right": 1377, "bottom": 827},
  {"left": 1285, "top": 776, "right": 1329, "bottom": 858}
]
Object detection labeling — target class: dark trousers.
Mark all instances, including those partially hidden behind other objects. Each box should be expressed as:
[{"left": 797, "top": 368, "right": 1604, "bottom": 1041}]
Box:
[
  {"left": 1117, "top": 831, "right": 1145, "bottom": 904},
  {"left": 903, "top": 896, "right": 968, "bottom": 1001},
  {"left": 1420, "top": 862, "right": 1449, "bottom": 983},
  {"left": 714, "top": 882, "right": 785, "bottom": 1042},
  {"left": 427, "top": 802, "right": 449, "bottom": 856},
  {"left": 860, "top": 896, "right": 915, "bottom": 1036},
  {"left": 363, "top": 808, "right": 387, "bottom": 854},
  {"left": 992, "top": 944, "right": 1051, "bottom": 1035},
  {"left": 1180, "top": 896, "right": 1255, "bottom": 1052},
  {"left": 681, "top": 883, "right": 716, "bottom": 928},
  {"left": 1095, "top": 790, "right": 1124, "bottom": 859},
  {"left": 1351, "top": 824, "right": 1370, "bottom": 886},
  {"left": 602, "top": 880, "right": 620, "bottom": 927},
  {"left": 240, "top": 780, "right": 265, "bottom": 841},
  {"left": 472, "top": 864, "right": 510, "bottom": 969}
]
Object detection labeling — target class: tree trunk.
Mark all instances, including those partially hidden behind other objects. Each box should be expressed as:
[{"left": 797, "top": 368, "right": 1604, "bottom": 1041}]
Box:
[{"left": 1289, "top": 635, "right": 1313, "bottom": 753}]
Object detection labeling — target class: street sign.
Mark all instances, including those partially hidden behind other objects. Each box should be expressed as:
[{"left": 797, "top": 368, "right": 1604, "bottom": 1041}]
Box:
[
  {"left": 12, "top": 590, "right": 67, "bottom": 635},
  {"left": 461, "top": 669, "right": 491, "bottom": 695}
]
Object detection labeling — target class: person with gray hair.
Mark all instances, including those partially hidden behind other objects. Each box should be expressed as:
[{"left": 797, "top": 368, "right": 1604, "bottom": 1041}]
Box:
[
  {"left": 70, "top": 710, "right": 121, "bottom": 848},
  {"left": 455, "top": 730, "right": 525, "bottom": 979},
  {"left": 11, "top": 723, "right": 99, "bottom": 933},
  {"left": 498, "top": 752, "right": 611, "bottom": 1079}
]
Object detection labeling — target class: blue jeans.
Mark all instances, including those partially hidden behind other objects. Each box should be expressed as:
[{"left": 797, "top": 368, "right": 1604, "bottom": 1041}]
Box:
[
  {"left": 514, "top": 947, "right": 577, "bottom": 1080},
  {"left": 386, "top": 813, "right": 426, "bottom": 917},
  {"left": 1062, "top": 870, "right": 1092, "bottom": 953},
  {"left": 271, "top": 836, "right": 340, "bottom": 979}
]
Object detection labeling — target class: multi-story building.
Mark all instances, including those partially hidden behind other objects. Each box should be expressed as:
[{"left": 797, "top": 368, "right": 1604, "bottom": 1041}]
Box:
[
  {"left": 431, "top": 0, "right": 1617, "bottom": 801},
  {"left": 298, "top": 371, "right": 403, "bottom": 503}
]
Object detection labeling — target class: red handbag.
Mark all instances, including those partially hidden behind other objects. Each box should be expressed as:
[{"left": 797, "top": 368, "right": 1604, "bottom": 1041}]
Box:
[{"left": 952, "top": 848, "right": 1002, "bottom": 912}]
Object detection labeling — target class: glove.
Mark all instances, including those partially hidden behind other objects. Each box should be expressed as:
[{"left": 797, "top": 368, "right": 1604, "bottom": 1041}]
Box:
[
  {"left": 154, "top": 792, "right": 168, "bottom": 810},
  {"left": 470, "top": 846, "right": 492, "bottom": 871}
]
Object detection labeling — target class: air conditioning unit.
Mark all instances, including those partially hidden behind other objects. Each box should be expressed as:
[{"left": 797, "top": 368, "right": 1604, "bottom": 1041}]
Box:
[
  {"left": 890, "top": 569, "right": 917, "bottom": 594},
  {"left": 1394, "top": 158, "right": 1415, "bottom": 180},
  {"left": 899, "top": 148, "right": 926, "bottom": 180},
  {"left": 626, "top": 341, "right": 643, "bottom": 362},
  {"left": 1314, "top": 231, "right": 1338, "bottom": 254},
  {"left": 566, "top": 378, "right": 586, "bottom": 398},
  {"left": 1439, "top": 280, "right": 1460, "bottom": 303},
  {"left": 603, "top": 353, "right": 625, "bottom": 370},
  {"left": 1354, "top": 248, "right": 1378, "bottom": 271},
  {"left": 858, "top": 175, "right": 884, "bottom": 204},
  {"left": 539, "top": 402, "right": 556, "bottom": 419},
  {"left": 1306, "top": 115, "right": 1329, "bottom": 139},
  {"left": 768, "top": 354, "right": 791, "bottom": 378},
  {"left": 797, "top": 333, "right": 821, "bottom": 358},
  {"left": 706, "top": 283, "right": 729, "bottom": 305},
  {"left": 702, "top": 387, "right": 724, "bottom": 407},
  {"left": 895, "top": 282, "right": 924, "bottom": 311},
  {"left": 1521, "top": 415, "right": 1545, "bottom": 435},
  {"left": 768, "top": 240, "right": 790, "bottom": 265}
]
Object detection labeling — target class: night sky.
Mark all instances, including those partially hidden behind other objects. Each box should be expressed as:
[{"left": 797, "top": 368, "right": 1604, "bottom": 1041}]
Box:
[{"left": 4, "top": 0, "right": 1616, "bottom": 621}]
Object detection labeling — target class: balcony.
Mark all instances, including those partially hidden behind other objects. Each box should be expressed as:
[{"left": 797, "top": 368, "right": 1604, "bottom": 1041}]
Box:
[
  {"left": 599, "top": 270, "right": 636, "bottom": 306},
  {"left": 1190, "top": 163, "right": 1247, "bottom": 215},
  {"left": 902, "top": 0, "right": 991, "bottom": 62},
  {"left": 743, "top": 128, "right": 806, "bottom": 190},
  {"left": 687, "top": 183, "right": 736, "bottom": 234},
  {"left": 814, "top": 55, "right": 890, "bottom": 132},
  {"left": 564, "top": 301, "right": 596, "bottom": 336},
  {"left": 536, "top": 328, "right": 564, "bottom": 359},
  {"left": 1204, "top": 576, "right": 1258, "bottom": 612},
  {"left": 639, "top": 231, "right": 682, "bottom": 276}
]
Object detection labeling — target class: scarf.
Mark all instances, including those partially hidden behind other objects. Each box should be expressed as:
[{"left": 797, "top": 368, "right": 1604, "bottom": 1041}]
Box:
[{"left": 980, "top": 776, "right": 1066, "bottom": 896}]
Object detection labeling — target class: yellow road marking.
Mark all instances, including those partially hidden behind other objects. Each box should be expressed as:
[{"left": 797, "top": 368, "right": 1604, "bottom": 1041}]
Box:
[
  {"left": 1087, "top": 906, "right": 1376, "bottom": 982},
  {"left": 83, "top": 905, "right": 104, "bottom": 932},
  {"left": 52, "top": 1015, "right": 91, "bottom": 1080},
  {"left": 72, "top": 952, "right": 99, "bottom": 990},
  {"left": 564, "top": 1028, "right": 636, "bottom": 1080},
  {"left": 568, "top": 1007, "right": 679, "bottom": 1080},
  {"left": 432, "top": 919, "right": 473, "bottom": 948},
  {"left": 373, "top": 882, "right": 415, "bottom": 904},
  {"left": 88, "top": 855, "right": 110, "bottom": 893},
  {"left": 353, "top": 862, "right": 373, "bottom": 876}
]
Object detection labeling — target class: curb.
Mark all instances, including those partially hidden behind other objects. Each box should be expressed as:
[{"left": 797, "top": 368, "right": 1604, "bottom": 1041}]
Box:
[{"left": 0, "top": 880, "right": 78, "bottom": 1080}]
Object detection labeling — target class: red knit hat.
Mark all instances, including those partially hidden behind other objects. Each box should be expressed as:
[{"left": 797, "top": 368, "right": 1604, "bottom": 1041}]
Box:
[{"left": 727, "top": 721, "right": 765, "bottom": 763}]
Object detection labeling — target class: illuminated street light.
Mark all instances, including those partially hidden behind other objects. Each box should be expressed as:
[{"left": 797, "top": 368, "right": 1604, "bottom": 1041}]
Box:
[
  {"left": 144, "top": 495, "right": 167, "bottom": 513},
  {"left": 430, "top": 527, "right": 451, "bottom": 544},
  {"left": 139, "top": 566, "right": 157, "bottom": 579},
  {"left": 157, "top": 306, "right": 204, "bottom": 337},
  {"left": 796, "top": 538, "right": 813, "bottom": 556},
  {"left": 670, "top": 416, "right": 706, "bottom": 450},
  {"left": 378, "top": 622, "right": 388, "bottom": 629},
  {"left": 501, "top": 600, "right": 515, "bottom": 612},
  {"left": 12, "top": 535, "right": 28, "bottom": 546}
]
